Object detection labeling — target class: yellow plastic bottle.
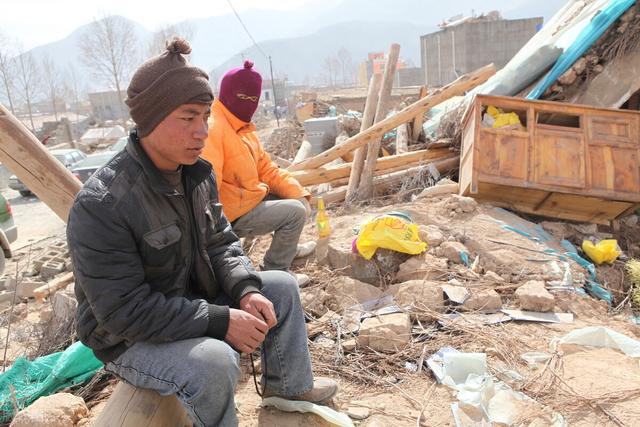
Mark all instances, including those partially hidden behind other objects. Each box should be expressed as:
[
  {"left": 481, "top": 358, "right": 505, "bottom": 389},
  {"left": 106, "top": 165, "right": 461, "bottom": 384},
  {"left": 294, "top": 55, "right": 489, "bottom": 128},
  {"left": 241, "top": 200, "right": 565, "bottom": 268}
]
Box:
[{"left": 316, "top": 196, "right": 331, "bottom": 238}]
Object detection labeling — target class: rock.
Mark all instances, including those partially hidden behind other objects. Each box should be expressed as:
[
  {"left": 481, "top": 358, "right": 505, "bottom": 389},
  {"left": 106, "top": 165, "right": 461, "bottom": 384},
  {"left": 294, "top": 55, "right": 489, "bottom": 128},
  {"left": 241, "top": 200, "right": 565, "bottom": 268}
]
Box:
[
  {"left": 461, "top": 289, "right": 502, "bottom": 311},
  {"left": 585, "top": 54, "right": 599, "bottom": 66},
  {"left": 624, "top": 215, "right": 639, "bottom": 228},
  {"left": 10, "top": 393, "right": 88, "bottom": 427},
  {"left": 325, "top": 276, "right": 382, "bottom": 313},
  {"left": 39, "top": 305, "right": 53, "bottom": 323},
  {"left": 437, "top": 241, "right": 470, "bottom": 264},
  {"left": 571, "top": 223, "right": 598, "bottom": 236},
  {"left": 419, "top": 225, "right": 445, "bottom": 247},
  {"left": 515, "top": 280, "right": 555, "bottom": 312},
  {"left": 384, "top": 280, "right": 444, "bottom": 312},
  {"left": 357, "top": 313, "right": 412, "bottom": 352},
  {"left": 328, "top": 239, "right": 408, "bottom": 285},
  {"left": 550, "top": 84, "right": 564, "bottom": 94},
  {"left": 342, "top": 338, "right": 357, "bottom": 352},
  {"left": 593, "top": 64, "right": 604, "bottom": 74},
  {"left": 484, "top": 271, "right": 505, "bottom": 283},
  {"left": 395, "top": 253, "right": 447, "bottom": 282},
  {"left": 0, "top": 276, "right": 16, "bottom": 291},
  {"left": 540, "top": 221, "right": 574, "bottom": 241},
  {"left": 572, "top": 57, "right": 587, "bottom": 75},
  {"left": 558, "top": 68, "right": 577, "bottom": 86},
  {"left": 446, "top": 195, "right": 477, "bottom": 213},
  {"left": 16, "top": 279, "right": 45, "bottom": 299},
  {"left": 347, "top": 406, "right": 371, "bottom": 420},
  {"left": 300, "top": 287, "right": 329, "bottom": 317},
  {"left": 52, "top": 291, "right": 78, "bottom": 324}
]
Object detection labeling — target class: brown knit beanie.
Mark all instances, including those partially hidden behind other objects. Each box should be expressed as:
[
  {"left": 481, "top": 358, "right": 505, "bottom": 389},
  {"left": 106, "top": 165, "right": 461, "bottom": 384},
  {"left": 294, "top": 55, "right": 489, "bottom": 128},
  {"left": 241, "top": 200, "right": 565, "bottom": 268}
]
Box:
[{"left": 126, "top": 37, "right": 213, "bottom": 137}]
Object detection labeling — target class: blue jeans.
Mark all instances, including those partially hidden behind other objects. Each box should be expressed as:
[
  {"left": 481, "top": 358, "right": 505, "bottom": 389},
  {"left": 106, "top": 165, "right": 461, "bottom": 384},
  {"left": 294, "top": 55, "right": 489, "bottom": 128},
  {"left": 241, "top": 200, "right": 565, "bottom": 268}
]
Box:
[{"left": 104, "top": 271, "right": 313, "bottom": 427}]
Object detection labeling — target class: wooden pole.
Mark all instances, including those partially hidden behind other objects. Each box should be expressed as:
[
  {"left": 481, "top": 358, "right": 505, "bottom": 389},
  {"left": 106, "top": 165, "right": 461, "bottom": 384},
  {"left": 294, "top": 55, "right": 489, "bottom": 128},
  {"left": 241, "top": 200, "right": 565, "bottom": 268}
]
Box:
[
  {"left": 357, "top": 43, "right": 401, "bottom": 200},
  {"left": 0, "top": 103, "right": 80, "bottom": 221},
  {"left": 291, "top": 148, "right": 451, "bottom": 186},
  {"left": 0, "top": 103, "right": 190, "bottom": 426},
  {"left": 345, "top": 73, "right": 383, "bottom": 201},
  {"left": 395, "top": 123, "right": 409, "bottom": 154},
  {"left": 288, "top": 64, "right": 496, "bottom": 172},
  {"left": 411, "top": 86, "right": 428, "bottom": 142}
]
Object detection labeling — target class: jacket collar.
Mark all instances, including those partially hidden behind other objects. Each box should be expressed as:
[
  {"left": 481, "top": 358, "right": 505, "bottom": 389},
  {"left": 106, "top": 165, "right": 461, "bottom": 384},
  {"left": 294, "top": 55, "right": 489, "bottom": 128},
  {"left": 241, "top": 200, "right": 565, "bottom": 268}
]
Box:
[
  {"left": 126, "top": 129, "right": 212, "bottom": 196},
  {"left": 213, "top": 98, "right": 256, "bottom": 133}
]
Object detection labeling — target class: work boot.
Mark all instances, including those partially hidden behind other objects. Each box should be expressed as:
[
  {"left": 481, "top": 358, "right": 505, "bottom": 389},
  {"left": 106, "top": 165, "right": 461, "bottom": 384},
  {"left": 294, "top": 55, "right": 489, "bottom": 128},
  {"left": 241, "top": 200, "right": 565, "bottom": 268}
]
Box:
[
  {"left": 262, "top": 377, "right": 338, "bottom": 404},
  {"left": 294, "top": 241, "right": 317, "bottom": 259}
]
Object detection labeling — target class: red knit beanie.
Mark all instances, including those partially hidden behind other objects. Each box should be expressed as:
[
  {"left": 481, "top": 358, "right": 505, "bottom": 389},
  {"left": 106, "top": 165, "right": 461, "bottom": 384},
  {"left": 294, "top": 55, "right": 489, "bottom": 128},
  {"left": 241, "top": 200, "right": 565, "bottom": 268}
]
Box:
[{"left": 218, "top": 60, "right": 262, "bottom": 123}]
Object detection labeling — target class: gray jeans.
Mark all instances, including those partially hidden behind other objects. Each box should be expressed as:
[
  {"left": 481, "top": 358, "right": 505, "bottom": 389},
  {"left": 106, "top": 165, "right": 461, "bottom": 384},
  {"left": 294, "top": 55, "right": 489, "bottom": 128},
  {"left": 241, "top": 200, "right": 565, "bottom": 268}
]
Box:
[
  {"left": 104, "top": 271, "right": 313, "bottom": 427},
  {"left": 232, "top": 196, "right": 306, "bottom": 271}
]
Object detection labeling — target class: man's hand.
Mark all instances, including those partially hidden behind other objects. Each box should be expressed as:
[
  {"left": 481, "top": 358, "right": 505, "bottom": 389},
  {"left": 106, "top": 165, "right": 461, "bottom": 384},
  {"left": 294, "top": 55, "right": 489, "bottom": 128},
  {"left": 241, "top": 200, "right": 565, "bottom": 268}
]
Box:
[
  {"left": 239, "top": 293, "right": 277, "bottom": 329},
  {"left": 225, "top": 308, "right": 268, "bottom": 353},
  {"left": 297, "top": 197, "right": 311, "bottom": 217}
]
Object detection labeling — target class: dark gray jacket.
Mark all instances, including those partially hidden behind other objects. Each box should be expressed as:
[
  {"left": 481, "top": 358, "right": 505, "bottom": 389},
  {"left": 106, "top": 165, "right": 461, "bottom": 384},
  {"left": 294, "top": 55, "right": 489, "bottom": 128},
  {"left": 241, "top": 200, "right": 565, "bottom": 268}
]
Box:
[{"left": 67, "top": 132, "right": 261, "bottom": 363}]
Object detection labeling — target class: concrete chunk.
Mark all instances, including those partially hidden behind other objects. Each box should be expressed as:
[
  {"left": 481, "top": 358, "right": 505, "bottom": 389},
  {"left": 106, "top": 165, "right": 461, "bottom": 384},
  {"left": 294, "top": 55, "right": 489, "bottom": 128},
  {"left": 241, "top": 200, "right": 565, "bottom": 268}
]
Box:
[
  {"left": 461, "top": 289, "right": 502, "bottom": 312},
  {"left": 396, "top": 253, "right": 447, "bottom": 282},
  {"left": 357, "top": 313, "right": 412, "bottom": 353},
  {"left": 515, "top": 280, "right": 555, "bottom": 312},
  {"left": 16, "top": 279, "right": 46, "bottom": 299},
  {"left": 437, "top": 241, "right": 470, "bottom": 264}
]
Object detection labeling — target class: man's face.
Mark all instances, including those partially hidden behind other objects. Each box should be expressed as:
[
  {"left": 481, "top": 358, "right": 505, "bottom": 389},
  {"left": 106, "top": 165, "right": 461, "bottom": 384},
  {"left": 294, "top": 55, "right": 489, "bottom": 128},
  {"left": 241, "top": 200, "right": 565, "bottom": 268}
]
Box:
[{"left": 141, "top": 103, "right": 211, "bottom": 171}]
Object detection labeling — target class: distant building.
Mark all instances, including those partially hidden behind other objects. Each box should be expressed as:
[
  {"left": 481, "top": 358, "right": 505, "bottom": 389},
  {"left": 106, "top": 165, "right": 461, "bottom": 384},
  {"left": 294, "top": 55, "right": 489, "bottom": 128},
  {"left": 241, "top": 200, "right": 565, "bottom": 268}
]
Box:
[
  {"left": 31, "top": 98, "right": 68, "bottom": 115},
  {"left": 88, "top": 90, "right": 129, "bottom": 122},
  {"left": 357, "top": 52, "right": 410, "bottom": 87},
  {"left": 420, "top": 13, "right": 543, "bottom": 87}
]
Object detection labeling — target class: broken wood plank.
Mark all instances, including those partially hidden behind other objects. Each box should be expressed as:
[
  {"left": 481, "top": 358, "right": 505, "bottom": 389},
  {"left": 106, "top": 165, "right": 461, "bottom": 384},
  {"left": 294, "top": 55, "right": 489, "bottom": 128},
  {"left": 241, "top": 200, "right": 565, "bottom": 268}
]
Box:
[
  {"left": 33, "top": 271, "right": 74, "bottom": 302},
  {"left": 345, "top": 73, "right": 383, "bottom": 202},
  {"left": 358, "top": 43, "right": 402, "bottom": 200},
  {"left": 0, "top": 103, "right": 81, "bottom": 221},
  {"left": 411, "top": 86, "right": 428, "bottom": 142},
  {"left": 395, "top": 123, "right": 409, "bottom": 154},
  {"left": 415, "top": 183, "right": 460, "bottom": 199},
  {"left": 288, "top": 64, "right": 496, "bottom": 172},
  {"left": 292, "top": 140, "right": 313, "bottom": 164},
  {"left": 292, "top": 148, "right": 451, "bottom": 186},
  {"left": 312, "top": 155, "right": 459, "bottom": 206}
]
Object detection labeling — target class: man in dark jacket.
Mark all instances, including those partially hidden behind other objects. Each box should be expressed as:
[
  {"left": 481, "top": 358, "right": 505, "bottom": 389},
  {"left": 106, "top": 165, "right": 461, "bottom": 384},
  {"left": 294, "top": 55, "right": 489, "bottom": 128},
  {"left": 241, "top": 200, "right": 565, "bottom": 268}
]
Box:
[{"left": 67, "top": 38, "right": 337, "bottom": 427}]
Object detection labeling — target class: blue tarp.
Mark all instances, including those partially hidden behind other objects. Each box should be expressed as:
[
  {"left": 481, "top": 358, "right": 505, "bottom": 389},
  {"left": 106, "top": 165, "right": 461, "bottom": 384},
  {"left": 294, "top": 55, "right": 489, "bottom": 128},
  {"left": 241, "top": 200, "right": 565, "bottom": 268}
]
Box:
[{"left": 527, "top": 0, "right": 636, "bottom": 99}]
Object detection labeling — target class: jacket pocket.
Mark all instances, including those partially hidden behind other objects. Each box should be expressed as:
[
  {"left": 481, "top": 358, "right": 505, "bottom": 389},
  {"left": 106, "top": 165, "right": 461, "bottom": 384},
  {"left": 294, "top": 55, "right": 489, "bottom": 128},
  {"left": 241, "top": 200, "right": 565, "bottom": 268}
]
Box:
[{"left": 141, "top": 223, "right": 181, "bottom": 270}]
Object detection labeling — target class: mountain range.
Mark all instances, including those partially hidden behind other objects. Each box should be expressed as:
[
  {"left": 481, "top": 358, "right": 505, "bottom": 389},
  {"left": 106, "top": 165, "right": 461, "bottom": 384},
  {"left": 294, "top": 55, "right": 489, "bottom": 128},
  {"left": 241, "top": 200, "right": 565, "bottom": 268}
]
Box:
[{"left": 10, "top": 0, "right": 563, "bottom": 94}]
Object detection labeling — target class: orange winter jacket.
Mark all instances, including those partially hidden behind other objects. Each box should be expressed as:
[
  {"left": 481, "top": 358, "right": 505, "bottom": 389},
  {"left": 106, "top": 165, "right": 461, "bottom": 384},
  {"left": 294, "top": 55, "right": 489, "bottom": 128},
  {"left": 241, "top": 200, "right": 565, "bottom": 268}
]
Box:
[{"left": 202, "top": 99, "right": 309, "bottom": 222}]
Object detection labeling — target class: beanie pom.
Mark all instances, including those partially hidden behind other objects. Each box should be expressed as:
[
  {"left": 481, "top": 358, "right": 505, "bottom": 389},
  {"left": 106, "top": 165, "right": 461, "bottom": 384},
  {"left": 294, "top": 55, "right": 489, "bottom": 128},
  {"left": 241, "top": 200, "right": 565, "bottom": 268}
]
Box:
[
  {"left": 166, "top": 37, "right": 192, "bottom": 55},
  {"left": 243, "top": 60, "right": 254, "bottom": 69}
]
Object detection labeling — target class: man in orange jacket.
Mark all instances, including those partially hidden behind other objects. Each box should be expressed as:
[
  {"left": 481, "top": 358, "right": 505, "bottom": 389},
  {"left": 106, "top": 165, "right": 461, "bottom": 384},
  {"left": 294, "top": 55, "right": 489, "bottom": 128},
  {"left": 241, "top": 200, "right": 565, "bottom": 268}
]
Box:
[{"left": 202, "top": 61, "right": 315, "bottom": 286}]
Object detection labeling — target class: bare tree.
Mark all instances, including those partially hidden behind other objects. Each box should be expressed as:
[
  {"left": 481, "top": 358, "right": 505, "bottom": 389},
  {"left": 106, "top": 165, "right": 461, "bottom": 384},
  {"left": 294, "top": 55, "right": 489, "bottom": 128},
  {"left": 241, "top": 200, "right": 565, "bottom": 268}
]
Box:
[
  {"left": 323, "top": 56, "right": 339, "bottom": 88},
  {"left": 79, "top": 14, "right": 138, "bottom": 125},
  {"left": 41, "top": 55, "right": 63, "bottom": 121},
  {"left": 337, "top": 47, "right": 353, "bottom": 86},
  {"left": 14, "top": 47, "right": 40, "bottom": 132},
  {"left": 65, "top": 65, "right": 85, "bottom": 123},
  {"left": 0, "top": 31, "right": 17, "bottom": 115},
  {"left": 148, "top": 23, "right": 195, "bottom": 57}
]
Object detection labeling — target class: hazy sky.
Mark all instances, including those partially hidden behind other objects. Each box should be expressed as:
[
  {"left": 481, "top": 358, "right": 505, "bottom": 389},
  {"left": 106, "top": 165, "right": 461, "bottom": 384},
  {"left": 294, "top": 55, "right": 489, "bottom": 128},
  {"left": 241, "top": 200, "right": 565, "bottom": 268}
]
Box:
[{"left": 1, "top": 0, "right": 313, "bottom": 49}]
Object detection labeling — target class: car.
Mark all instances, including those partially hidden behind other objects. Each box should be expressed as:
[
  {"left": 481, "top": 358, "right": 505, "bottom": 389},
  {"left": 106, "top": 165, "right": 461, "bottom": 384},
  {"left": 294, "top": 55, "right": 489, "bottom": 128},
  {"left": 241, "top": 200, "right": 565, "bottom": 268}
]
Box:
[
  {"left": 9, "top": 148, "right": 87, "bottom": 197},
  {"left": 71, "top": 137, "right": 129, "bottom": 183},
  {"left": 0, "top": 193, "right": 18, "bottom": 275}
]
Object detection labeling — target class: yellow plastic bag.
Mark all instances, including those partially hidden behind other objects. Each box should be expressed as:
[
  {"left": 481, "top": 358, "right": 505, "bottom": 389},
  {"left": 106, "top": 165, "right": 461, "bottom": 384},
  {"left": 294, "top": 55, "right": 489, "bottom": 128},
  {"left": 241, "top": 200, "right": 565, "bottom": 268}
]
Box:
[
  {"left": 582, "top": 239, "right": 621, "bottom": 265},
  {"left": 487, "top": 105, "right": 523, "bottom": 129},
  {"left": 355, "top": 215, "right": 427, "bottom": 260}
]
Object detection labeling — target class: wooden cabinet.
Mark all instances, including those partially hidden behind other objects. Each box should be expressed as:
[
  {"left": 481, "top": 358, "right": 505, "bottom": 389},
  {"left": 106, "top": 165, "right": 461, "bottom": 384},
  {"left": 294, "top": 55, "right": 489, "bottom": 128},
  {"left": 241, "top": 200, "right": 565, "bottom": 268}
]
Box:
[{"left": 459, "top": 95, "right": 640, "bottom": 223}]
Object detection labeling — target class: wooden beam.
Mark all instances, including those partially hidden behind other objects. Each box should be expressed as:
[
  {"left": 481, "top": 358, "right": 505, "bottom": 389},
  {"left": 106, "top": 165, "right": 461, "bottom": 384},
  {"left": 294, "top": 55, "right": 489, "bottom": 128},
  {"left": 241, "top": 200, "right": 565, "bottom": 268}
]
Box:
[
  {"left": 311, "top": 155, "right": 459, "bottom": 206},
  {"left": 292, "top": 148, "right": 451, "bottom": 186},
  {"left": 411, "top": 86, "right": 428, "bottom": 142},
  {"left": 395, "top": 123, "right": 409, "bottom": 154},
  {"left": 33, "top": 271, "right": 74, "bottom": 302},
  {"left": 0, "top": 103, "right": 81, "bottom": 221},
  {"left": 93, "top": 382, "right": 191, "bottom": 427},
  {"left": 291, "top": 140, "right": 312, "bottom": 165},
  {"left": 345, "top": 73, "right": 383, "bottom": 202},
  {"left": 288, "top": 63, "right": 496, "bottom": 172},
  {"left": 358, "top": 43, "right": 402, "bottom": 200}
]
